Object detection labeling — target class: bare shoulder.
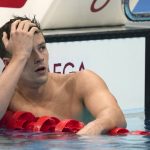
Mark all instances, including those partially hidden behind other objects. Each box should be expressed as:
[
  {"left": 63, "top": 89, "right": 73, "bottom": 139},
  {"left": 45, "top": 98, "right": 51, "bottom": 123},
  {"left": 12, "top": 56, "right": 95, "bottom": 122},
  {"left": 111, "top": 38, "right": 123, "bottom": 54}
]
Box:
[
  {"left": 75, "top": 70, "right": 108, "bottom": 95},
  {"left": 48, "top": 70, "right": 108, "bottom": 93},
  {"left": 76, "top": 69, "right": 106, "bottom": 85},
  {"left": 48, "top": 72, "right": 77, "bottom": 89}
]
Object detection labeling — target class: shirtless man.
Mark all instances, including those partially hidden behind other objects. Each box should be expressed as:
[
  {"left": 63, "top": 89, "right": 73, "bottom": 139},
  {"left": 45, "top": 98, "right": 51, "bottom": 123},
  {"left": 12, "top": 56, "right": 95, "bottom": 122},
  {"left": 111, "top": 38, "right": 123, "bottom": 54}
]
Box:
[{"left": 0, "top": 16, "right": 126, "bottom": 135}]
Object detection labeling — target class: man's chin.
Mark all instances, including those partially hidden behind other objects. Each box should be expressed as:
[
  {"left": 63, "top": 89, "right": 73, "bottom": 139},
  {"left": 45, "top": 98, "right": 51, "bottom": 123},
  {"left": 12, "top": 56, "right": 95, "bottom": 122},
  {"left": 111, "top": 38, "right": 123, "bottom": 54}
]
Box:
[{"left": 35, "top": 76, "right": 48, "bottom": 85}]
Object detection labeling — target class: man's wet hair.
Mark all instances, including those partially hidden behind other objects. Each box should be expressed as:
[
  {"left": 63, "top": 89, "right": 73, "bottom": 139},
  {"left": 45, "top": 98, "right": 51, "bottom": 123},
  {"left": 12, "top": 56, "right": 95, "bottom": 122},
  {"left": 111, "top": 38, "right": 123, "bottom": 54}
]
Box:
[{"left": 0, "top": 16, "right": 41, "bottom": 59}]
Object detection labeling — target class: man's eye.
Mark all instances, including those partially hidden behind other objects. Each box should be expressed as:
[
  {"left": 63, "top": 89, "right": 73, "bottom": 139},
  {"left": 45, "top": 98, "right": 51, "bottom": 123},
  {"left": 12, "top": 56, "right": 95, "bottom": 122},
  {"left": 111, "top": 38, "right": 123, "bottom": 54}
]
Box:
[
  {"left": 39, "top": 46, "right": 46, "bottom": 51},
  {"left": 41, "top": 46, "right": 46, "bottom": 49}
]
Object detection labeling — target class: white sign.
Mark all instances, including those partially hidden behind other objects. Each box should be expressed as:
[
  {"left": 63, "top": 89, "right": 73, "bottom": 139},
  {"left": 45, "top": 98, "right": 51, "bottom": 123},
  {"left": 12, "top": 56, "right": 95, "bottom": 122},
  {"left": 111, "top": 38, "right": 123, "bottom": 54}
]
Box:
[
  {"left": 47, "top": 37, "right": 145, "bottom": 111},
  {"left": 0, "top": 0, "right": 126, "bottom": 29}
]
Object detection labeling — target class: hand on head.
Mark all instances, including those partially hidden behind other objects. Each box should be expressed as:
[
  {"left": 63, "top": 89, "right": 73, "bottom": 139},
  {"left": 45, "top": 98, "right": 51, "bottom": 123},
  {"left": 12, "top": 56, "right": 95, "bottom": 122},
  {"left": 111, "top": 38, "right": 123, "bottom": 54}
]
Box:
[{"left": 2, "top": 20, "right": 39, "bottom": 59}]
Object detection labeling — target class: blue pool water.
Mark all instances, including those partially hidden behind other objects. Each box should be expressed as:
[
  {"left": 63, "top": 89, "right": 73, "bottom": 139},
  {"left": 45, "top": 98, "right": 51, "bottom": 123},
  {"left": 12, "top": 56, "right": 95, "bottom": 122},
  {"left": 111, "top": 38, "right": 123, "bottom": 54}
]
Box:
[{"left": 0, "top": 108, "right": 148, "bottom": 150}]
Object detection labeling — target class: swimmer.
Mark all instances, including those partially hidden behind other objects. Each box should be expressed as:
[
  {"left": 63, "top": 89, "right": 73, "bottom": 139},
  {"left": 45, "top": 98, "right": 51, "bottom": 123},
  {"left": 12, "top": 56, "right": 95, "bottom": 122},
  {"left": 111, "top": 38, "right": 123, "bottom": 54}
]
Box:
[{"left": 0, "top": 16, "right": 126, "bottom": 135}]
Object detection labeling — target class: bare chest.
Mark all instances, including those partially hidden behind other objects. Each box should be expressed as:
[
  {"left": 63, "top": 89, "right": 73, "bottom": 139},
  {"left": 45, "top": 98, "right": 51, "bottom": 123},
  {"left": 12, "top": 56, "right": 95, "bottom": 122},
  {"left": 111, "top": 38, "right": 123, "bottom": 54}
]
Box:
[{"left": 9, "top": 90, "right": 83, "bottom": 120}]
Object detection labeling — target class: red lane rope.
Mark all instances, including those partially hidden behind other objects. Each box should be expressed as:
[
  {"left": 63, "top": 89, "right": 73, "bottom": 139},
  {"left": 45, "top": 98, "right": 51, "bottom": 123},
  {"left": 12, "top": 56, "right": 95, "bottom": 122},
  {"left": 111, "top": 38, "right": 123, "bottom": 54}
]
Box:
[
  {"left": 0, "top": 111, "right": 149, "bottom": 136},
  {"left": 109, "top": 128, "right": 150, "bottom": 136},
  {"left": 55, "top": 119, "right": 84, "bottom": 133},
  {"left": 108, "top": 127, "right": 129, "bottom": 135},
  {"left": 0, "top": 111, "right": 84, "bottom": 133}
]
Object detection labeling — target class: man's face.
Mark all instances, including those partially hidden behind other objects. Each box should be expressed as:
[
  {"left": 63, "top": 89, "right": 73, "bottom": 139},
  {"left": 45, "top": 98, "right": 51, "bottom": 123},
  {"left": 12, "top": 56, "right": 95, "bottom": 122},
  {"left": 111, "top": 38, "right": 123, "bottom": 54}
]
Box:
[{"left": 19, "top": 32, "right": 49, "bottom": 86}]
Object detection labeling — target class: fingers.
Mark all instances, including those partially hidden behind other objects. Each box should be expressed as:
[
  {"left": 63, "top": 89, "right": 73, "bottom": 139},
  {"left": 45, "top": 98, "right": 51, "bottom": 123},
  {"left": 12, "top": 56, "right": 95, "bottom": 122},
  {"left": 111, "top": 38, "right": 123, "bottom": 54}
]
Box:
[
  {"left": 16, "top": 20, "right": 26, "bottom": 31},
  {"left": 23, "top": 22, "right": 37, "bottom": 32},
  {"left": 29, "top": 26, "right": 39, "bottom": 34},
  {"left": 2, "top": 20, "right": 39, "bottom": 53},
  {"left": 17, "top": 20, "right": 37, "bottom": 32},
  {"left": 11, "top": 20, "right": 21, "bottom": 32},
  {"left": 11, "top": 19, "right": 39, "bottom": 33},
  {"left": 2, "top": 32, "right": 8, "bottom": 48}
]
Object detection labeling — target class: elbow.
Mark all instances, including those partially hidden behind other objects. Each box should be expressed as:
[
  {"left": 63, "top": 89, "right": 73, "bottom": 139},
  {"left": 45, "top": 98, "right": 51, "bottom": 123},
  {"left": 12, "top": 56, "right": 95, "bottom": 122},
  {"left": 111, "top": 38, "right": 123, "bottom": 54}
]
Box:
[
  {"left": 116, "top": 110, "right": 127, "bottom": 128},
  {"left": 107, "top": 107, "right": 127, "bottom": 129},
  {"left": 120, "top": 116, "right": 127, "bottom": 128}
]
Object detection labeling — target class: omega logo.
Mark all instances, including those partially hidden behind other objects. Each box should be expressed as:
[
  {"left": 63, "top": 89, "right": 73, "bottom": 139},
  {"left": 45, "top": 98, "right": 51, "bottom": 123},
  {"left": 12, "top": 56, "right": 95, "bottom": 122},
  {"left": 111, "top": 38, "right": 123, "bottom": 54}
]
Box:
[
  {"left": 91, "top": 0, "right": 111, "bottom": 12},
  {"left": 53, "top": 61, "right": 85, "bottom": 74}
]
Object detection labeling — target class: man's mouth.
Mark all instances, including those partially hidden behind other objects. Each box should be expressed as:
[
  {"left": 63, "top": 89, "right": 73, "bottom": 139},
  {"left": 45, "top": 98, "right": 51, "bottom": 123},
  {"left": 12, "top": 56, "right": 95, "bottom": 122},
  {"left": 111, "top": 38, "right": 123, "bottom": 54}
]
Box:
[{"left": 35, "top": 66, "right": 46, "bottom": 72}]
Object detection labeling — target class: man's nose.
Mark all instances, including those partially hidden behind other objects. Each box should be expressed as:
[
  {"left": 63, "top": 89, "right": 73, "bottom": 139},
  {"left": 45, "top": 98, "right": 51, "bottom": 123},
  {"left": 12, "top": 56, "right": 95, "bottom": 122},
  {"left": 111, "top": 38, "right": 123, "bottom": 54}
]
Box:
[{"left": 33, "top": 50, "right": 44, "bottom": 64}]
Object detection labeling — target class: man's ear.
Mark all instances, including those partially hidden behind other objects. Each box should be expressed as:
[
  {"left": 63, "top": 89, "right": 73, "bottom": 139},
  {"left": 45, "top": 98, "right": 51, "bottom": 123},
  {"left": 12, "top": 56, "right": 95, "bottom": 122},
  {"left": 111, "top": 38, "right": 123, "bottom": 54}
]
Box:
[{"left": 2, "top": 57, "right": 10, "bottom": 66}]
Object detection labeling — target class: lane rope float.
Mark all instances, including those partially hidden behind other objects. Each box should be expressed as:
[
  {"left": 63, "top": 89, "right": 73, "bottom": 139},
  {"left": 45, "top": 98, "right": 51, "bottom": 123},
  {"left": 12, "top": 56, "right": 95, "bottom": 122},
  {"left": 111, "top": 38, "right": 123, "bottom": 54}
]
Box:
[{"left": 0, "top": 111, "right": 149, "bottom": 136}]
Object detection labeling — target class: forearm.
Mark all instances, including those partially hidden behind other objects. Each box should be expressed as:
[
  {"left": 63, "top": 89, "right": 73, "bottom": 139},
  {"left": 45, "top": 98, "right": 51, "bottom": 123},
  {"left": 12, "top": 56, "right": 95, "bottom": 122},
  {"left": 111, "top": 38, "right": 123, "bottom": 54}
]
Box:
[
  {"left": 0, "top": 20, "right": 39, "bottom": 119},
  {"left": 77, "top": 108, "right": 126, "bottom": 135},
  {"left": 0, "top": 56, "right": 28, "bottom": 118}
]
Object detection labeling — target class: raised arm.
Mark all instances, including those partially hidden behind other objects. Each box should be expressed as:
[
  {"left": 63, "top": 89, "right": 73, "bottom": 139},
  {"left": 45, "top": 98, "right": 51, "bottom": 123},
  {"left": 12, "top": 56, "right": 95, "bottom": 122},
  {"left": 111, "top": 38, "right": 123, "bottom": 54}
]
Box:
[
  {"left": 0, "top": 20, "right": 38, "bottom": 119},
  {"left": 76, "top": 70, "right": 126, "bottom": 135}
]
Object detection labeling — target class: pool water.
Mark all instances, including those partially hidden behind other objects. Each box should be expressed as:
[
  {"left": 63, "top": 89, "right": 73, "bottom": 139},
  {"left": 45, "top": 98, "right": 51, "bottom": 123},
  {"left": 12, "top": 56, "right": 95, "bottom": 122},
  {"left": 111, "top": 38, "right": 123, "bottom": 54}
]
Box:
[{"left": 0, "top": 108, "right": 148, "bottom": 150}]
